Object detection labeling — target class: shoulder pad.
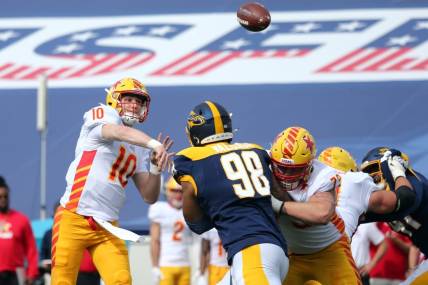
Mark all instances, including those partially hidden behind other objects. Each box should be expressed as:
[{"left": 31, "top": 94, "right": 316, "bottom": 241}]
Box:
[{"left": 84, "top": 104, "right": 122, "bottom": 128}]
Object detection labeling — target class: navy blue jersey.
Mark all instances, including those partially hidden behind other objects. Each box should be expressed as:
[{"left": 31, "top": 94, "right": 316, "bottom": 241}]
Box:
[
  {"left": 365, "top": 170, "right": 428, "bottom": 255},
  {"left": 406, "top": 171, "right": 428, "bottom": 255},
  {"left": 173, "top": 142, "right": 287, "bottom": 264}
]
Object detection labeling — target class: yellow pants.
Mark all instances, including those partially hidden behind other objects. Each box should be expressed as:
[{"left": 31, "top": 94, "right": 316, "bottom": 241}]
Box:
[
  {"left": 408, "top": 270, "right": 428, "bottom": 285},
  {"left": 51, "top": 207, "right": 131, "bottom": 285},
  {"left": 284, "top": 236, "right": 361, "bottom": 285},
  {"left": 159, "top": 266, "right": 190, "bottom": 285},
  {"left": 208, "top": 265, "right": 229, "bottom": 285}
]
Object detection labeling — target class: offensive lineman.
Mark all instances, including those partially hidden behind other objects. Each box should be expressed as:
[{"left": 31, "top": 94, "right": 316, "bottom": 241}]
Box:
[{"left": 270, "top": 127, "right": 361, "bottom": 285}]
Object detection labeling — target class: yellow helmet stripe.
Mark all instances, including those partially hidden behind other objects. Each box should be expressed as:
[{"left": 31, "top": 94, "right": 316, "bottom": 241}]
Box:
[{"left": 205, "top": 101, "right": 224, "bottom": 134}]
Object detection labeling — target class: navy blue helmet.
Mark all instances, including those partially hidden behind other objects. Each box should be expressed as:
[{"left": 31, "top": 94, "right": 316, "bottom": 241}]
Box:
[
  {"left": 360, "top": 147, "right": 406, "bottom": 191},
  {"left": 186, "top": 101, "right": 233, "bottom": 146}
]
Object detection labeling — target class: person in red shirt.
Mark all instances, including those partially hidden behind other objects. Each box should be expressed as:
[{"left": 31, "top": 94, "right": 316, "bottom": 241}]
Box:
[
  {"left": 0, "top": 176, "right": 38, "bottom": 285},
  {"left": 370, "top": 222, "right": 412, "bottom": 285}
]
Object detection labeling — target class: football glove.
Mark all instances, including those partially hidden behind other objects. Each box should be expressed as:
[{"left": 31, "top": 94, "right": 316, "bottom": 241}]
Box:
[{"left": 388, "top": 156, "right": 406, "bottom": 181}]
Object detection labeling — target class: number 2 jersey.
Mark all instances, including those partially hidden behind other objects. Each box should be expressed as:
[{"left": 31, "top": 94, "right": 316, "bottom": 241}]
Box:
[
  {"left": 173, "top": 142, "right": 287, "bottom": 264},
  {"left": 148, "top": 201, "right": 192, "bottom": 266},
  {"left": 60, "top": 104, "right": 150, "bottom": 221}
]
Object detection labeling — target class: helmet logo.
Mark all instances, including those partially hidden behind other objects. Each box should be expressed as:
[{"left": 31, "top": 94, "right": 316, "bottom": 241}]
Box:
[
  {"left": 187, "top": 111, "right": 206, "bottom": 128},
  {"left": 303, "top": 135, "right": 314, "bottom": 152}
]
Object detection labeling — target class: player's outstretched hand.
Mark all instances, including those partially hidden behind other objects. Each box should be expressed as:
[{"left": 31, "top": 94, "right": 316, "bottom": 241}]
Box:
[
  {"left": 388, "top": 156, "right": 406, "bottom": 181},
  {"left": 152, "top": 133, "right": 174, "bottom": 171}
]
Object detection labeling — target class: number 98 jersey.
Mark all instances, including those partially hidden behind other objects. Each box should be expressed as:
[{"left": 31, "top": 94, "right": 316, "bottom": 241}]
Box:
[{"left": 173, "top": 142, "right": 287, "bottom": 264}]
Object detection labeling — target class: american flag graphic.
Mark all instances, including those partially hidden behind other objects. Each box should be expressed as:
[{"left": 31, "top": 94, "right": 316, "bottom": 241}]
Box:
[
  {"left": 0, "top": 24, "right": 190, "bottom": 80},
  {"left": 318, "top": 19, "right": 428, "bottom": 72},
  {"left": 151, "top": 19, "right": 378, "bottom": 76}
]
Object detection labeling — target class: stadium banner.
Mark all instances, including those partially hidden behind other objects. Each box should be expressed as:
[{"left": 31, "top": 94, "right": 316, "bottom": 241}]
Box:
[{"left": 0, "top": 9, "right": 427, "bottom": 88}]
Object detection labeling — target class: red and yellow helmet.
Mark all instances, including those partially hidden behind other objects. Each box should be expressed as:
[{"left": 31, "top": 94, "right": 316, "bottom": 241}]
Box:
[
  {"left": 106, "top": 77, "right": 150, "bottom": 125},
  {"left": 318, "top": 146, "right": 357, "bottom": 172},
  {"left": 270, "top": 126, "right": 316, "bottom": 190}
]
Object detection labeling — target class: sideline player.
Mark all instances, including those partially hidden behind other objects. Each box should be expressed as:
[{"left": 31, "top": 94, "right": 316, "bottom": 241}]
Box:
[
  {"left": 173, "top": 101, "right": 289, "bottom": 285},
  {"left": 149, "top": 177, "right": 192, "bottom": 285},
  {"left": 200, "top": 228, "right": 229, "bottom": 285},
  {"left": 270, "top": 127, "right": 361, "bottom": 285},
  {"left": 51, "top": 77, "right": 172, "bottom": 285}
]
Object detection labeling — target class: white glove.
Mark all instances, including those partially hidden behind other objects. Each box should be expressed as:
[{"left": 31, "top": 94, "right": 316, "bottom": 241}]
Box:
[
  {"left": 388, "top": 156, "right": 406, "bottom": 181},
  {"left": 152, "top": 267, "right": 163, "bottom": 285},
  {"left": 380, "top": 150, "right": 392, "bottom": 162}
]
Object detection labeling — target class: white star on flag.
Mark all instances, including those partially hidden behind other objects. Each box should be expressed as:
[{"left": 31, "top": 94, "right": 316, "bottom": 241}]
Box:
[
  {"left": 54, "top": 43, "right": 82, "bottom": 53},
  {"left": 0, "top": 30, "right": 19, "bottom": 42},
  {"left": 148, "top": 26, "right": 176, "bottom": 36},
  {"left": 70, "top": 32, "right": 97, "bottom": 42},
  {"left": 336, "top": 21, "right": 365, "bottom": 32},
  {"left": 414, "top": 21, "right": 428, "bottom": 30},
  {"left": 292, "top": 22, "right": 321, "bottom": 33},
  {"left": 387, "top": 35, "right": 417, "bottom": 46},
  {"left": 222, "top": 38, "right": 250, "bottom": 49},
  {"left": 114, "top": 26, "right": 140, "bottom": 36}
]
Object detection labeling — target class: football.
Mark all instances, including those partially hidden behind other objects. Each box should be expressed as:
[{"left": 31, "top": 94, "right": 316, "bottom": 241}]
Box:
[{"left": 237, "top": 2, "right": 271, "bottom": 32}]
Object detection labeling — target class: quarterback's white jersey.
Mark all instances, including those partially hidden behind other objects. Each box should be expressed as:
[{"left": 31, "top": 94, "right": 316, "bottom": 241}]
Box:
[
  {"left": 201, "top": 228, "right": 228, "bottom": 267},
  {"left": 336, "top": 172, "right": 382, "bottom": 238},
  {"left": 60, "top": 104, "right": 150, "bottom": 221},
  {"left": 276, "top": 160, "right": 344, "bottom": 254},
  {"left": 148, "top": 201, "right": 192, "bottom": 266}
]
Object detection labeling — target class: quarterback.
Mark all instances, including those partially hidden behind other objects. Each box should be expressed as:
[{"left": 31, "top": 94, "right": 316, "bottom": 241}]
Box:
[{"left": 51, "top": 77, "right": 172, "bottom": 285}]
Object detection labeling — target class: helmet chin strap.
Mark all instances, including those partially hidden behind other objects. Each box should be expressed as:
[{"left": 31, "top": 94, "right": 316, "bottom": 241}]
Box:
[
  {"left": 121, "top": 112, "right": 139, "bottom": 126},
  {"left": 281, "top": 180, "right": 300, "bottom": 191}
]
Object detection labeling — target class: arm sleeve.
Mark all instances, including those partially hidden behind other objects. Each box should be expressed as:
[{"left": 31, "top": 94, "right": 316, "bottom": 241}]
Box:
[
  {"left": 185, "top": 213, "right": 214, "bottom": 235},
  {"left": 22, "top": 217, "right": 39, "bottom": 278},
  {"left": 173, "top": 155, "right": 193, "bottom": 184},
  {"left": 84, "top": 105, "right": 123, "bottom": 147},
  {"left": 135, "top": 147, "right": 150, "bottom": 174}
]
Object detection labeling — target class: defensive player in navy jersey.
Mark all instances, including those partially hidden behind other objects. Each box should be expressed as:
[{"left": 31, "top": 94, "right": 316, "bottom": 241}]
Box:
[
  {"left": 173, "top": 101, "right": 289, "bottom": 285},
  {"left": 360, "top": 147, "right": 428, "bottom": 284}
]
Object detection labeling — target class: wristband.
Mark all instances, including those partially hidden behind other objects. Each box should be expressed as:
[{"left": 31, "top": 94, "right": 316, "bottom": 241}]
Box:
[
  {"left": 147, "top": 139, "right": 162, "bottom": 150},
  {"left": 150, "top": 162, "right": 161, "bottom": 175}
]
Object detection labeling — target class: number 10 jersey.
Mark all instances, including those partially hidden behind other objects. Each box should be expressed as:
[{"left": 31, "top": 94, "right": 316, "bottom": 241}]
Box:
[{"left": 60, "top": 104, "right": 150, "bottom": 221}]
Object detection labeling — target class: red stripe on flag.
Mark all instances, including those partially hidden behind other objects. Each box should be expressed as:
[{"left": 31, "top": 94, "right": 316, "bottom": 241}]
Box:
[
  {"left": 362, "top": 48, "right": 410, "bottom": 71},
  {"left": 126, "top": 53, "right": 155, "bottom": 69},
  {"left": 1, "top": 65, "right": 30, "bottom": 79},
  {"left": 48, "top": 67, "right": 72, "bottom": 79},
  {"left": 410, "top": 59, "right": 428, "bottom": 70},
  {"left": 385, "top": 58, "right": 415, "bottom": 71},
  {"left": 150, "top": 52, "right": 199, "bottom": 76},
  {"left": 67, "top": 54, "right": 117, "bottom": 77},
  {"left": 171, "top": 52, "right": 221, "bottom": 75},
  {"left": 92, "top": 52, "right": 140, "bottom": 75},
  {"left": 0, "top": 63, "right": 13, "bottom": 72},
  {"left": 192, "top": 52, "right": 242, "bottom": 75},
  {"left": 340, "top": 49, "right": 387, "bottom": 72},
  {"left": 21, "top": 67, "right": 52, "bottom": 80},
  {"left": 316, "top": 49, "right": 366, "bottom": 73}
]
